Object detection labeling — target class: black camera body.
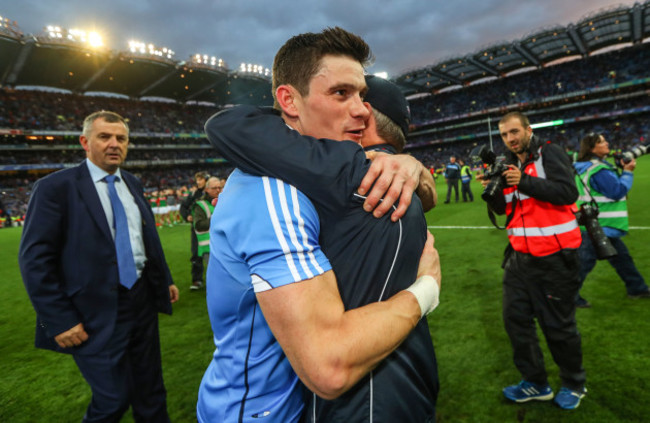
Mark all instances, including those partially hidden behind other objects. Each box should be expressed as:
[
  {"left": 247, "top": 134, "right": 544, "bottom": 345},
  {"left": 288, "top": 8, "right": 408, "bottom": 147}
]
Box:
[
  {"left": 612, "top": 144, "right": 648, "bottom": 169},
  {"left": 574, "top": 202, "right": 617, "bottom": 260},
  {"left": 471, "top": 145, "right": 508, "bottom": 202}
]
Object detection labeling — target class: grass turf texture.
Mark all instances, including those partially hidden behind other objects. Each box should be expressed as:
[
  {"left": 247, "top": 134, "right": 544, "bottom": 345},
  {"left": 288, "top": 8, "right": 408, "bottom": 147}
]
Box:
[{"left": 1, "top": 155, "right": 649, "bottom": 422}]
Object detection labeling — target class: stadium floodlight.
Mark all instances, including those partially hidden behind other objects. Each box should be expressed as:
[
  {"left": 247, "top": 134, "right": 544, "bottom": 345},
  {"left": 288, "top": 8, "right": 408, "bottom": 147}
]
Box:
[
  {"left": 191, "top": 54, "right": 226, "bottom": 69},
  {"left": 128, "top": 40, "right": 175, "bottom": 59},
  {"left": 42, "top": 25, "right": 104, "bottom": 49},
  {"left": 373, "top": 72, "right": 389, "bottom": 79},
  {"left": 239, "top": 63, "right": 271, "bottom": 77},
  {"left": 87, "top": 31, "right": 103, "bottom": 48},
  {"left": 0, "top": 16, "right": 20, "bottom": 34}
]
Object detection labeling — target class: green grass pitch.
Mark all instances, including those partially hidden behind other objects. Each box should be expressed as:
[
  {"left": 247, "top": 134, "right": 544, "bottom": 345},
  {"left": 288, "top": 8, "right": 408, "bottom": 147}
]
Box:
[{"left": 1, "top": 156, "right": 649, "bottom": 422}]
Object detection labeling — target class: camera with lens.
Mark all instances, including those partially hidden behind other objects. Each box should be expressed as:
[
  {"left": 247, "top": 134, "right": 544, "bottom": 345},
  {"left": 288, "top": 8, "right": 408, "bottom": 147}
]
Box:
[
  {"left": 574, "top": 201, "right": 617, "bottom": 260},
  {"left": 612, "top": 143, "right": 649, "bottom": 169},
  {"left": 471, "top": 145, "right": 508, "bottom": 203}
]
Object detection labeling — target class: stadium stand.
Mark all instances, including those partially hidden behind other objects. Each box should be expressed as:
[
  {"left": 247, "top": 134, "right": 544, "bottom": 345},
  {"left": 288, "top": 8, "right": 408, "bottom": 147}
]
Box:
[{"left": 1, "top": 2, "right": 650, "bottom": 222}]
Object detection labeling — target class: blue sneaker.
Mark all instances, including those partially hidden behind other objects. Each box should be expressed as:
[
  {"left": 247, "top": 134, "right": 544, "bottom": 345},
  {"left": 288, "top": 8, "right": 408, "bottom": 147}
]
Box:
[
  {"left": 503, "top": 380, "right": 554, "bottom": 403},
  {"left": 553, "top": 387, "right": 587, "bottom": 410}
]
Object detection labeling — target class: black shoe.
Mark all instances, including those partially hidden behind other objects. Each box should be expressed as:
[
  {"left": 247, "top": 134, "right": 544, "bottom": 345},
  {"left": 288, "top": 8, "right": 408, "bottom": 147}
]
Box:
[
  {"left": 575, "top": 296, "right": 591, "bottom": 308},
  {"left": 628, "top": 290, "right": 650, "bottom": 299},
  {"left": 444, "top": 200, "right": 450, "bottom": 204}
]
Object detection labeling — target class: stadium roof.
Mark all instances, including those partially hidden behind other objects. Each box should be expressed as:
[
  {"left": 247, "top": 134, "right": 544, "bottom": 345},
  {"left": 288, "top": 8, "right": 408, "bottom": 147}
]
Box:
[
  {"left": 1, "top": 1, "right": 649, "bottom": 104},
  {"left": 393, "top": 1, "right": 650, "bottom": 97},
  {"left": 0, "top": 22, "right": 273, "bottom": 106}
]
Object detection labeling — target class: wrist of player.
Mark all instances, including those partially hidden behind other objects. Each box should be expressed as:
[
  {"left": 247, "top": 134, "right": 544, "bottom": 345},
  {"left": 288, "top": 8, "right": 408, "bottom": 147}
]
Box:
[{"left": 405, "top": 275, "right": 440, "bottom": 318}]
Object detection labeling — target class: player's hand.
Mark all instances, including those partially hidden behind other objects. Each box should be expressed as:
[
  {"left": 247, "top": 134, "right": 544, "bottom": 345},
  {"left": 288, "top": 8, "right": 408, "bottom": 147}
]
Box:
[
  {"left": 54, "top": 323, "right": 89, "bottom": 348},
  {"left": 358, "top": 152, "right": 422, "bottom": 221}
]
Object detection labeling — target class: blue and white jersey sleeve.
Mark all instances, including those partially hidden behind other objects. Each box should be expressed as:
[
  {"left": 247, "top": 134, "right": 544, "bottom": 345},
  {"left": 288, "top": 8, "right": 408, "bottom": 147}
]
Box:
[{"left": 238, "top": 174, "right": 332, "bottom": 291}]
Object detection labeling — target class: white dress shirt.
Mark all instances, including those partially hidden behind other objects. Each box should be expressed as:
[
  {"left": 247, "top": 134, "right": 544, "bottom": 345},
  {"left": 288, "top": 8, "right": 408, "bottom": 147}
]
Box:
[{"left": 86, "top": 159, "right": 147, "bottom": 277}]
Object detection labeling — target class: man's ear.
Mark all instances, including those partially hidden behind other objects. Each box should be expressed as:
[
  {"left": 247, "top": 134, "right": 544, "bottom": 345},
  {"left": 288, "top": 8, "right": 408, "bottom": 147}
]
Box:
[
  {"left": 276, "top": 85, "right": 300, "bottom": 118},
  {"left": 79, "top": 135, "right": 90, "bottom": 153}
]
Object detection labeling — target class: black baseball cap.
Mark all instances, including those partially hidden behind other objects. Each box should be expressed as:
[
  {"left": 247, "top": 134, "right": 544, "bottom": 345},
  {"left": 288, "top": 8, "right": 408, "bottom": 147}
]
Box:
[{"left": 364, "top": 75, "right": 410, "bottom": 137}]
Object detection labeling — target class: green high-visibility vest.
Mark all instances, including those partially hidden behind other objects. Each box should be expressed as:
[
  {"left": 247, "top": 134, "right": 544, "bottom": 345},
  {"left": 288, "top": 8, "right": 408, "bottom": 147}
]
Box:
[
  {"left": 461, "top": 165, "right": 472, "bottom": 183},
  {"left": 575, "top": 159, "right": 628, "bottom": 232},
  {"left": 194, "top": 200, "right": 215, "bottom": 256}
]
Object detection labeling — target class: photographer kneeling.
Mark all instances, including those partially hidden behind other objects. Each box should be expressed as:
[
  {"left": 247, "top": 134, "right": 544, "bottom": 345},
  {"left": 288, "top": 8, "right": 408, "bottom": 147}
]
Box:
[
  {"left": 574, "top": 133, "right": 650, "bottom": 307},
  {"left": 479, "top": 112, "right": 587, "bottom": 410}
]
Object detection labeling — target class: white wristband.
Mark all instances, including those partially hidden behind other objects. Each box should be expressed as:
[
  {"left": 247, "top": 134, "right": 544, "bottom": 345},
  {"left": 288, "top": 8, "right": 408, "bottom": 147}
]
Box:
[{"left": 405, "top": 275, "right": 440, "bottom": 318}]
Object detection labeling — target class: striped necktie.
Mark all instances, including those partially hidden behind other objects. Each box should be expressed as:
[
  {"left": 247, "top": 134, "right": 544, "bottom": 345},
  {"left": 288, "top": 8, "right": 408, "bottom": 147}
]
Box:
[{"left": 105, "top": 174, "right": 138, "bottom": 289}]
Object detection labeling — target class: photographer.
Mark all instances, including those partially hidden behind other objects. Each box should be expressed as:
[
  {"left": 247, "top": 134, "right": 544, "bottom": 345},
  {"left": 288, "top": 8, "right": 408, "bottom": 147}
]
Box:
[
  {"left": 480, "top": 112, "right": 586, "bottom": 410},
  {"left": 573, "top": 133, "right": 649, "bottom": 307}
]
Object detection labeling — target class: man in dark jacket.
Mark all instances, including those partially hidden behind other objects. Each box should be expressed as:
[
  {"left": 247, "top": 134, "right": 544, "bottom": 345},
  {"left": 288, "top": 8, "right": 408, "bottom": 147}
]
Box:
[
  {"left": 444, "top": 155, "right": 461, "bottom": 203},
  {"left": 19, "top": 111, "right": 179, "bottom": 422}
]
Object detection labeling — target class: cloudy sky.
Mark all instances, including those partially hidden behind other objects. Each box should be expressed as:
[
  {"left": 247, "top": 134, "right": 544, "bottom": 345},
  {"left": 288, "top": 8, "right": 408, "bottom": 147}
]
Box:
[{"left": 2, "top": 0, "right": 639, "bottom": 77}]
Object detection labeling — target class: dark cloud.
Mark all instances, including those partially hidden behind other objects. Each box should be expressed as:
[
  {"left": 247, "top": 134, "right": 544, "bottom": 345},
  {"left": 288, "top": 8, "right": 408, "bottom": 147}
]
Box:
[{"left": 1, "top": 0, "right": 637, "bottom": 77}]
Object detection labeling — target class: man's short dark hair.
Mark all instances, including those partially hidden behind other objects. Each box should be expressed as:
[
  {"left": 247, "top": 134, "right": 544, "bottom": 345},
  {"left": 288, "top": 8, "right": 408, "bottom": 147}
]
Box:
[
  {"left": 499, "top": 111, "right": 530, "bottom": 128},
  {"left": 272, "top": 27, "right": 373, "bottom": 109},
  {"left": 82, "top": 111, "right": 129, "bottom": 137}
]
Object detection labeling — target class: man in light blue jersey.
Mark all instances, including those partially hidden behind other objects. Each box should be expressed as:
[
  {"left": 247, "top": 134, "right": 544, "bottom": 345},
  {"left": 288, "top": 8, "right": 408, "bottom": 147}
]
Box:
[{"left": 197, "top": 27, "right": 441, "bottom": 423}]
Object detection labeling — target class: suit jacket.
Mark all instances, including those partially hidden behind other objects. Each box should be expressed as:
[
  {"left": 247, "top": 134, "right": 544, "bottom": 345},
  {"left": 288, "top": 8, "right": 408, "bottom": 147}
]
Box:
[{"left": 19, "top": 161, "right": 174, "bottom": 356}]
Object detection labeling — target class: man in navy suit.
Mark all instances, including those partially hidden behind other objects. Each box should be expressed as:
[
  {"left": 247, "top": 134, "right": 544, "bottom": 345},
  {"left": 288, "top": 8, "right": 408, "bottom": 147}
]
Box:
[{"left": 19, "top": 111, "right": 179, "bottom": 422}]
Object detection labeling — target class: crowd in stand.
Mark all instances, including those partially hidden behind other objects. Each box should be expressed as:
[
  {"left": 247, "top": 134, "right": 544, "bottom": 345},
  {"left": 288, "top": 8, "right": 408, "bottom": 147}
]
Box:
[
  {"left": 0, "top": 89, "right": 219, "bottom": 133},
  {"left": 408, "top": 43, "right": 650, "bottom": 125},
  {"left": 1, "top": 42, "right": 649, "bottom": 225}
]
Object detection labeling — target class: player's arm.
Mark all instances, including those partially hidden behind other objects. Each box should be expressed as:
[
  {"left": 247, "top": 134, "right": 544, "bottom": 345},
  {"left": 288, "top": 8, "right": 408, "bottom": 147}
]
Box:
[
  {"left": 257, "top": 232, "right": 440, "bottom": 400},
  {"left": 205, "top": 106, "right": 426, "bottom": 219}
]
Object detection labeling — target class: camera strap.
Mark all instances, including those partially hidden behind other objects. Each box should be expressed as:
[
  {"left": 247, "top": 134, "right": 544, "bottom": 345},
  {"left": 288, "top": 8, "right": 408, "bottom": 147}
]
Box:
[
  {"left": 573, "top": 165, "right": 599, "bottom": 209},
  {"left": 487, "top": 207, "right": 504, "bottom": 229},
  {"left": 486, "top": 198, "right": 515, "bottom": 230}
]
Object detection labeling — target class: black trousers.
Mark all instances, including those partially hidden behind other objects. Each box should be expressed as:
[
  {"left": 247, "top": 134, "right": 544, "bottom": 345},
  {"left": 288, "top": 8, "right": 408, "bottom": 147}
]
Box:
[
  {"left": 461, "top": 182, "right": 473, "bottom": 201},
  {"left": 502, "top": 249, "right": 586, "bottom": 391},
  {"left": 190, "top": 228, "right": 204, "bottom": 282},
  {"left": 73, "top": 281, "right": 170, "bottom": 423},
  {"left": 445, "top": 178, "right": 459, "bottom": 202}
]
